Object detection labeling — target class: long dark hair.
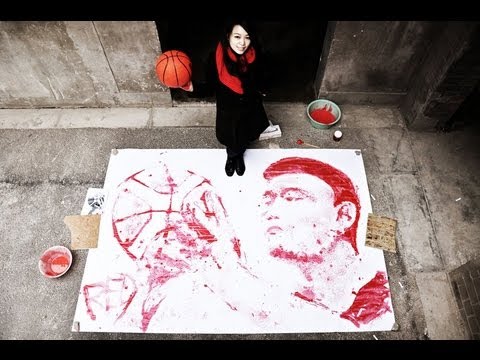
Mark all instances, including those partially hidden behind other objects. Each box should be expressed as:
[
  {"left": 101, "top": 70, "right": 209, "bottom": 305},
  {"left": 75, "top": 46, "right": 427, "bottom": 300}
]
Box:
[{"left": 220, "top": 19, "right": 260, "bottom": 77}]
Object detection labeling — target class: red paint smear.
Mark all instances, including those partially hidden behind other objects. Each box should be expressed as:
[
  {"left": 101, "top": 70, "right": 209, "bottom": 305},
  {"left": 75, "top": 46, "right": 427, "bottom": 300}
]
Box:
[
  {"left": 293, "top": 288, "right": 329, "bottom": 309},
  {"left": 186, "top": 221, "right": 216, "bottom": 243},
  {"left": 310, "top": 107, "right": 336, "bottom": 125},
  {"left": 225, "top": 301, "right": 238, "bottom": 311},
  {"left": 200, "top": 191, "right": 216, "bottom": 218},
  {"left": 83, "top": 274, "right": 137, "bottom": 322},
  {"left": 150, "top": 248, "right": 190, "bottom": 280},
  {"left": 263, "top": 157, "right": 361, "bottom": 254},
  {"left": 256, "top": 310, "right": 269, "bottom": 320},
  {"left": 340, "top": 271, "right": 391, "bottom": 327},
  {"left": 294, "top": 291, "right": 314, "bottom": 302},
  {"left": 270, "top": 247, "right": 324, "bottom": 263},
  {"left": 112, "top": 212, "right": 152, "bottom": 260},
  {"left": 141, "top": 296, "right": 165, "bottom": 332},
  {"left": 108, "top": 166, "right": 240, "bottom": 332},
  {"left": 232, "top": 237, "right": 241, "bottom": 258}
]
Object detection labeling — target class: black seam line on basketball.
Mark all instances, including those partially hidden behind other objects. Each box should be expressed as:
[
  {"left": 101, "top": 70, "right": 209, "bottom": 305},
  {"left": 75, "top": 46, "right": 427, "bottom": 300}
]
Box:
[
  {"left": 157, "top": 52, "right": 175, "bottom": 84},
  {"left": 174, "top": 54, "right": 180, "bottom": 87},
  {"left": 162, "top": 53, "right": 170, "bottom": 86},
  {"left": 156, "top": 55, "right": 168, "bottom": 66},
  {"left": 176, "top": 57, "right": 192, "bottom": 85},
  {"left": 156, "top": 56, "right": 168, "bottom": 81}
]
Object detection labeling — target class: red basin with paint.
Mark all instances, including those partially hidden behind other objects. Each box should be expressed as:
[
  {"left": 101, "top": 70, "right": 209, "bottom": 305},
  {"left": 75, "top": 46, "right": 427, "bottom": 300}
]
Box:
[
  {"left": 39, "top": 245, "right": 73, "bottom": 278},
  {"left": 306, "top": 99, "right": 342, "bottom": 129}
]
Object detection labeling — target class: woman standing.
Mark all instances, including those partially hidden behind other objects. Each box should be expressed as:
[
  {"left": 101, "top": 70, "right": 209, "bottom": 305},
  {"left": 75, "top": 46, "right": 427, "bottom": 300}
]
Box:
[{"left": 212, "top": 20, "right": 270, "bottom": 177}]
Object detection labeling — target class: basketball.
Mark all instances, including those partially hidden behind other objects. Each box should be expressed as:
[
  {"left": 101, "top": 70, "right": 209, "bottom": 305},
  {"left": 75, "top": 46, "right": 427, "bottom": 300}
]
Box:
[{"left": 155, "top": 50, "right": 192, "bottom": 90}]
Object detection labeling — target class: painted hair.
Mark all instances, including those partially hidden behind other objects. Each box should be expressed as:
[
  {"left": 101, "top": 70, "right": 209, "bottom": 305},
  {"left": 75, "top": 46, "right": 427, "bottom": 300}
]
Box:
[{"left": 263, "top": 157, "right": 361, "bottom": 254}]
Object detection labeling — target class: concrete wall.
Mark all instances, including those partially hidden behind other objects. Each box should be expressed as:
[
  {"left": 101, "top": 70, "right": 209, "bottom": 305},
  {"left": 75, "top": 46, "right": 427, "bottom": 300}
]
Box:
[
  {"left": 0, "top": 21, "right": 171, "bottom": 108},
  {"left": 317, "top": 21, "right": 436, "bottom": 105},
  {"left": 2, "top": 20, "right": 477, "bottom": 132},
  {"left": 401, "top": 22, "right": 480, "bottom": 130}
]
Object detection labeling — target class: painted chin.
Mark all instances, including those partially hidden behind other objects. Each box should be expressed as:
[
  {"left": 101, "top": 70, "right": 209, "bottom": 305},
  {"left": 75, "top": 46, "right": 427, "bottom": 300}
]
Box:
[{"left": 232, "top": 47, "right": 246, "bottom": 55}]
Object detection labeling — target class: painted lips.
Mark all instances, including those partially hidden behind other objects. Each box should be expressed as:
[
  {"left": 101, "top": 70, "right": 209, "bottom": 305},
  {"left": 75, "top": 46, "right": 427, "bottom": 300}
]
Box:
[{"left": 266, "top": 226, "right": 283, "bottom": 235}]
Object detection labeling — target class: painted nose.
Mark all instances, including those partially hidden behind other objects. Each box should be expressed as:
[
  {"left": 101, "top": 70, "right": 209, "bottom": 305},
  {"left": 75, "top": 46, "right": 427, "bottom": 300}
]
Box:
[{"left": 261, "top": 199, "right": 281, "bottom": 219}]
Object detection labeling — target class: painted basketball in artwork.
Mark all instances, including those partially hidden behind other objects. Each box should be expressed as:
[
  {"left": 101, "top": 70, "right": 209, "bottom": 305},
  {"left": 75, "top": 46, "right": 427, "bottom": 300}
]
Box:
[{"left": 155, "top": 50, "right": 192, "bottom": 90}]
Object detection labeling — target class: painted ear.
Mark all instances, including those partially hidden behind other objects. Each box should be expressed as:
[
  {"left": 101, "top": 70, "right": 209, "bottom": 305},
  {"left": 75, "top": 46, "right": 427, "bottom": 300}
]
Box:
[{"left": 334, "top": 201, "right": 357, "bottom": 232}]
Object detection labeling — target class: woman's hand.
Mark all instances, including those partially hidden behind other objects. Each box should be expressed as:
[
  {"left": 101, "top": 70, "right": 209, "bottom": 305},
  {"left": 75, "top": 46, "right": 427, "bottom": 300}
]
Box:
[{"left": 180, "top": 81, "right": 194, "bottom": 92}]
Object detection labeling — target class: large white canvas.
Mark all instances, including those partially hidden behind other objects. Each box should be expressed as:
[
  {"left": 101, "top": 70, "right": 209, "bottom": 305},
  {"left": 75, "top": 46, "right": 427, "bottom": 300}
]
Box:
[{"left": 72, "top": 149, "right": 395, "bottom": 333}]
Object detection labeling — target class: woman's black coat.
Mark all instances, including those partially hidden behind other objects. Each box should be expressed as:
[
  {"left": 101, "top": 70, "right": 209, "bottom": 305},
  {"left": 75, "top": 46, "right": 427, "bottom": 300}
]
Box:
[{"left": 204, "top": 48, "right": 270, "bottom": 151}]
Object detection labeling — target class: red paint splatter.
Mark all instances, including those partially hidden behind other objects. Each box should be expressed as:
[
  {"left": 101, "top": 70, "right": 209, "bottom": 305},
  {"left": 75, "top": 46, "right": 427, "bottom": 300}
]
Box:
[
  {"left": 112, "top": 211, "right": 153, "bottom": 260},
  {"left": 294, "top": 290, "right": 314, "bottom": 302},
  {"left": 256, "top": 310, "right": 269, "bottom": 320},
  {"left": 309, "top": 105, "right": 336, "bottom": 125},
  {"left": 141, "top": 295, "right": 165, "bottom": 332},
  {"left": 225, "top": 301, "right": 238, "bottom": 311},
  {"left": 185, "top": 221, "right": 216, "bottom": 243},
  {"left": 232, "top": 237, "right": 241, "bottom": 258},
  {"left": 296, "top": 139, "right": 304, "bottom": 145},
  {"left": 103, "top": 165, "right": 240, "bottom": 332},
  {"left": 294, "top": 289, "right": 330, "bottom": 309},
  {"left": 340, "top": 271, "right": 391, "bottom": 327},
  {"left": 83, "top": 274, "right": 137, "bottom": 322},
  {"left": 148, "top": 250, "right": 190, "bottom": 288},
  {"left": 270, "top": 247, "right": 324, "bottom": 263}
]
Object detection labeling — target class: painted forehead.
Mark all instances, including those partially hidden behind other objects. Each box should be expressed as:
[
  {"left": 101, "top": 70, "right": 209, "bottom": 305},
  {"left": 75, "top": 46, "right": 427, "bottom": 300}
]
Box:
[{"left": 266, "top": 173, "right": 334, "bottom": 195}]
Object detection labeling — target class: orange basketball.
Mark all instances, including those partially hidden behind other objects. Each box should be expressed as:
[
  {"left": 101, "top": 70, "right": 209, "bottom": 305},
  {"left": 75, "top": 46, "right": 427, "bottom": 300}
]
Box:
[{"left": 155, "top": 50, "right": 192, "bottom": 89}]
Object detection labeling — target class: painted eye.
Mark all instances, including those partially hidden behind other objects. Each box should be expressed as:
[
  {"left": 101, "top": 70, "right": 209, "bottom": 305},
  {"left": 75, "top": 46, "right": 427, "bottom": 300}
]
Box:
[
  {"left": 284, "top": 196, "right": 300, "bottom": 202},
  {"left": 283, "top": 191, "right": 305, "bottom": 202},
  {"left": 262, "top": 191, "right": 275, "bottom": 206},
  {"left": 262, "top": 197, "right": 273, "bottom": 206}
]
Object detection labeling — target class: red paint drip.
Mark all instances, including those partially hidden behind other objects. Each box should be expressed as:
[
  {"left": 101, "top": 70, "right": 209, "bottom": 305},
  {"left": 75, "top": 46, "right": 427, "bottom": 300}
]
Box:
[
  {"left": 293, "top": 289, "right": 329, "bottom": 309},
  {"left": 256, "top": 310, "right": 269, "bottom": 320},
  {"left": 310, "top": 106, "right": 336, "bottom": 125},
  {"left": 224, "top": 301, "right": 238, "bottom": 311},
  {"left": 83, "top": 274, "right": 137, "bottom": 322},
  {"left": 294, "top": 291, "right": 314, "bottom": 302},
  {"left": 141, "top": 297, "right": 165, "bottom": 332},
  {"left": 340, "top": 271, "right": 391, "bottom": 327},
  {"left": 232, "top": 237, "right": 241, "bottom": 258}
]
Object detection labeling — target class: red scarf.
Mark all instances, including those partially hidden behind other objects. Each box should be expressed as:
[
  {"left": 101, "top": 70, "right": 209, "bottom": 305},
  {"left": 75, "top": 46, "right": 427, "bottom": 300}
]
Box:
[{"left": 215, "top": 42, "right": 256, "bottom": 95}]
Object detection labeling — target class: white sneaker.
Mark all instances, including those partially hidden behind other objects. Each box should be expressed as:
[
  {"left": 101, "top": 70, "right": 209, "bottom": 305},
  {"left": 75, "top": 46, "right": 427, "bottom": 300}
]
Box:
[{"left": 259, "top": 122, "right": 282, "bottom": 140}]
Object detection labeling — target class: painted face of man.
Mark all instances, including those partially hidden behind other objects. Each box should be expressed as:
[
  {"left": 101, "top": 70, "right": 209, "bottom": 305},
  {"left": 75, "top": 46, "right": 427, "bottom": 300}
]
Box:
[
  {"left": 259, "top": 173, "right": 342, "bottom": 255},
  {"left": 228, "top": 25, "right": 251, "bottom": 55}
]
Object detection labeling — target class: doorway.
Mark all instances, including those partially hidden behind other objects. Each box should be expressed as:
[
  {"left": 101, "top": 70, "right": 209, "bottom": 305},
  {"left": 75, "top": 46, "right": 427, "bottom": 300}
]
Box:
[{"left": 155, "top": 21, "right": 328, "bottom": 104}]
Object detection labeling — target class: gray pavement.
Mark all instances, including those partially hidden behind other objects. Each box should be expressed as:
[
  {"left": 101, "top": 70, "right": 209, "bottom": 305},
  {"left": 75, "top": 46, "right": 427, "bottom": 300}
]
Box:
[{"left": 0, "top": 103, "right": 478, "bottom": 340}]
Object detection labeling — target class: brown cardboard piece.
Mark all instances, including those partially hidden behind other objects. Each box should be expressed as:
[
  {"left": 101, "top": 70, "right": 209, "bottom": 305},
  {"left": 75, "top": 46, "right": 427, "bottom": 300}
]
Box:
[
  {"left": 64, "top": 214, "right": 101, "bottom": 249},
  {"left": 365, "top": 213, "right": 397, "bottom": 253}
]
